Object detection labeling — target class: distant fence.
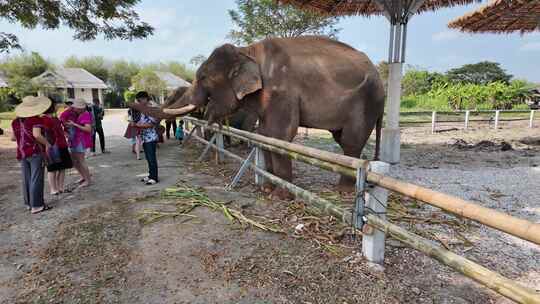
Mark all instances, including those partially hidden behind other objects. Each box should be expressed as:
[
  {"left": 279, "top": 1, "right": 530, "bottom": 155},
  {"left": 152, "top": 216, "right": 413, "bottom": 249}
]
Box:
[
  {"left": 181, "top": 116, "right": 540, "bottom": 304},
  {"left": 398, "top": 110, "right": 537, "bottom": 133}
]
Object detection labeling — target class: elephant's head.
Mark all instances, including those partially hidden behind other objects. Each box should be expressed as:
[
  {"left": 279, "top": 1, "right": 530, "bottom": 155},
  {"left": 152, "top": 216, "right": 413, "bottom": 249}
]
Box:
[{"left": 165, "top": 44, "right": 262, "bottom": 124}]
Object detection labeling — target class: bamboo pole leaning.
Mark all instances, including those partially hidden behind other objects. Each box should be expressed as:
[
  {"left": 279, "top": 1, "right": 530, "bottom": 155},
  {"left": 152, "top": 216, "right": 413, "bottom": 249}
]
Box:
[
  {"left": 191, "top": 134, "right": 350, "bottom": 223},
  {"left": 185, "top": 117, "right": 540, "bottom": 246},
  {"left": 367, "top": 215, "right": 540, "bottom": 304}
]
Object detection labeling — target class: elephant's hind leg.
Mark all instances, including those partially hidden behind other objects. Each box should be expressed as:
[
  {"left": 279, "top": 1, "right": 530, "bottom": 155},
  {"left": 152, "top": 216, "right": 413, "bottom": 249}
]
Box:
[{"left": 336, "top": 120, "right": 375, "bottom": 193}]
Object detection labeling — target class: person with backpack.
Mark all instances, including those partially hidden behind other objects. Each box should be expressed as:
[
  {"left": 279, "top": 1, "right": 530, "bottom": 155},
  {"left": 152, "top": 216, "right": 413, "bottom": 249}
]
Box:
[
  {"left": 90, "top": 99, "right": 107, "bottom": 155},
  {"left": 11, "top": 96, "right": 54, "bottom": 214}
]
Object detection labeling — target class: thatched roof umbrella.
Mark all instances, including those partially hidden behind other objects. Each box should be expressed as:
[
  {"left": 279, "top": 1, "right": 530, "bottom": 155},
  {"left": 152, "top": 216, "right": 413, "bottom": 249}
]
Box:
[
  {"left": 448, "top": 0, "right": 540, "bottom": 34},
  {"left": 278, "top": 0, "right": 479, "bottom": 163}
]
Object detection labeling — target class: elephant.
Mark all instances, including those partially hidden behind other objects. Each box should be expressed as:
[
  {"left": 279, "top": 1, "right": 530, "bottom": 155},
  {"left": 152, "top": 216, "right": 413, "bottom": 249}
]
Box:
[{"left": 160, "top": 36, "right": 386, "bottom": 199}]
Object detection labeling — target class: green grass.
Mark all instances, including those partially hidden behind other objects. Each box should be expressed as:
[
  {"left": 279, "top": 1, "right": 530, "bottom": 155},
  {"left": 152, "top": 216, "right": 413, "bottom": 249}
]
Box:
[
  {"left": 0, "top": 119, "right": 10, "bottom": 130},
  {"left": 0, "top": 111, "right": 15, "bottom": 120}
]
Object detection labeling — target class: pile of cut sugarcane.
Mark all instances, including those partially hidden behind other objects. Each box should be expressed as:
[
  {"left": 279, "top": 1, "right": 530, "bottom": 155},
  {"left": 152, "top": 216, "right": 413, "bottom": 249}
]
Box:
[{"left": 137, "top": 184, "right": 283, "bottom": 233}]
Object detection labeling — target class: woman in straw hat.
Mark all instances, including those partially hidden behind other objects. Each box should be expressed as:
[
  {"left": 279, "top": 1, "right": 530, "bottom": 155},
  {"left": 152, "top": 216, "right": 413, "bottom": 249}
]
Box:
[
  {"left": 10, "top": 96, "right": 54, "bottom": 214},
  {"left": 59, "top": 98, "right": 92, "bottom": 187}
]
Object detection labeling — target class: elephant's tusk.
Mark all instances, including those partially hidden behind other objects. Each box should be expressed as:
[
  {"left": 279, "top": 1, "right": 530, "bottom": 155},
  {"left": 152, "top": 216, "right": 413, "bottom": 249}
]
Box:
[{"left": 163, "top": 104, "right": 197, "bottom": 116}]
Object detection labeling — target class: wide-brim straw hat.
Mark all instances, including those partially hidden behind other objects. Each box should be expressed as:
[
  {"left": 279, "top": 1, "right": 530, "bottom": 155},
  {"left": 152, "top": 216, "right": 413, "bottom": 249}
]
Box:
[
  {"left": 14, "top": 96, "right": 52, "bottom": 118},
  {"left": 72, "top": 98, "right": 88, "bottom": 109}
]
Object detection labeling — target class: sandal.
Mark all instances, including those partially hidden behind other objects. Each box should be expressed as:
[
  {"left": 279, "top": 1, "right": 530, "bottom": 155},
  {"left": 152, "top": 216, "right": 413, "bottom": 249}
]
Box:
[{"left": 31, "top": 205, "right": 53, "bottom": 214}]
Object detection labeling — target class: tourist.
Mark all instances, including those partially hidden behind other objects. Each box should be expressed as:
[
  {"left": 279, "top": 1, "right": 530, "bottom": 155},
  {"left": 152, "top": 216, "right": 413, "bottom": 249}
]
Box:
[
  {"left": 90, "top": 98, "right": 108, "bottom": 155},
  {"left": 165, "top": 118, "right": 177, "bottom": 140},
  {"left": 175, "top": 120, "right": 184, "bottom": 143},
  {"left": 11, "top": 96, "right": 53, "bottom": 214},
  {"left": 60, "top": 99, "right": 92, "bottom": 187},
  {"left": 134, "top": 91, "right": 160, "bottom": 185},
  {"left": 42, "top": 98, "right": 73, "bottom": 195},
  {"left": 126, "top": 104, "right": 142, "bottom": 160}
]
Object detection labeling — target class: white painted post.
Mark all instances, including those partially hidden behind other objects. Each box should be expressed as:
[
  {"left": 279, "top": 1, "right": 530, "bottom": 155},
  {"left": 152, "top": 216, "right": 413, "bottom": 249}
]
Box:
[
  {"left": 464, "top": 110, "right": 470, "bottom": 130},
  {"left": 362, "top": 161, "right": 390, "bottom": 264},
  {"left": 216, "top": 133, "right": 224, "bottom": 162},
  {"left": 254, "top": 147, "right": 266, "bottom": 185},
  {"left": 530, "top": 110, "right": 535, "bottom": 128},
  {"left": 381, "top": 62, "right": 403, "bottom": 164},
  {"left": 431, "top": 111, "right": 437, "bottom": 134},
  {"left": 494, "top": 110, "right": 500, "bottom": 129}
]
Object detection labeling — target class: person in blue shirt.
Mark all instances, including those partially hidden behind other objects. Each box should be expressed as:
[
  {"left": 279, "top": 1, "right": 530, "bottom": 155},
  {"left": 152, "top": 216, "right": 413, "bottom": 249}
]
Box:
[
  {"left": 133, "top": 91, "right": 160, "bottom": 185},
  {"left": 175, "top": 120, "right": 184, "bottom": 143}
]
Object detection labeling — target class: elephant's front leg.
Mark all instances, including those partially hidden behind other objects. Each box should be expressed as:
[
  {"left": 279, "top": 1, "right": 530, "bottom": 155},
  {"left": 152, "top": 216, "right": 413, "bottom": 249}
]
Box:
[
  {"left": 268, "top": 153, "right": 295, "bottom": 201},
  {"left": 260, "top": 149, "right": 275, "bottom": 194}
]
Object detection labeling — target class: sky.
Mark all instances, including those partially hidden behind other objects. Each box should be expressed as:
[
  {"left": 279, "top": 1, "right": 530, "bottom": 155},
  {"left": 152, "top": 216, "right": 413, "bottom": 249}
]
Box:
[{"left": 1, "top": 0, "right": 540, "bottom": 82}]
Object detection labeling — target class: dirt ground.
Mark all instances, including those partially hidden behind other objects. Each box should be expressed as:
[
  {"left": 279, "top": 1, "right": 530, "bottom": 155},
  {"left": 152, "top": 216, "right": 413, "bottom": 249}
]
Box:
[{"left": 0, "top": 112, "right": 538, "bottom": 304}]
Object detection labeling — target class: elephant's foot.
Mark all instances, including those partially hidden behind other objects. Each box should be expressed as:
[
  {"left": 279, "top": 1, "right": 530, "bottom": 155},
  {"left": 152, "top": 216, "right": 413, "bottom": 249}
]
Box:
[
  {"left": 269, "top": 187, "right": 295, "bottom": 201},
  {"left": 260, "top": 182, "right": 275, "bottom": 194}
]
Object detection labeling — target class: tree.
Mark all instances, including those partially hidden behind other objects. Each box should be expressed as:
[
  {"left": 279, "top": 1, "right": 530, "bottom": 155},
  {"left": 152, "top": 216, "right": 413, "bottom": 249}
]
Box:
[
  {"left": 376, "top": 61, "right": 389, "bottom": 90},
  {"left": 402, "top": 69, "right": 433, "bottom": 96},
  {"left": 228, "top": 0, "right": 341, "bottom": 45},
  {"left": 190, "top": 55, "right": 207, "bottom": 67},
  {"left": 0, "top": 52, "right": 51, "bottom": 99},
  {"left": 0, "top": 0, "right": 153, "bottom": 53},
  {"left": 109, "top": 60, "right": 140, "bottom": 92},
  {"left": 64, "top": 56, "right": 109, "bottom": 82},
  {"left": 144, "top": 61, "right": 195, "bottom": 83},
  {"left": 131, "top": 69, "right": 167, "bottom": 99},
  {"left": 446, "top": 61, "right": 512, "bottom": 85}
]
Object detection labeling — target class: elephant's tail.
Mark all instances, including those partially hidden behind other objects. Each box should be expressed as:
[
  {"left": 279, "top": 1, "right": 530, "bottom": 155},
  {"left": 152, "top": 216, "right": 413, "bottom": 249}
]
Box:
[{"left": 374, "top": 114, "right": 383, "bottom": 161}]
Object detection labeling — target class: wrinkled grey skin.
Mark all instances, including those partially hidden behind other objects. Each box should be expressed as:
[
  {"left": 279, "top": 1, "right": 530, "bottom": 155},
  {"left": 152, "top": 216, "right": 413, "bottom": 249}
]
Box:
[{"left": 165, "top": 36, "right": 385, "bottom": 198}]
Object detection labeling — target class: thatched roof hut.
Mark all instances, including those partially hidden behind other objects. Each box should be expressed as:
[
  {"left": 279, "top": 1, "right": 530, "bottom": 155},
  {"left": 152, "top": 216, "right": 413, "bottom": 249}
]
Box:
[
  {"left": 448, "top": 0, "right": 540, "bottom": 34},
  {"left": 278, "top": 0, "right": 478, "bottom": 16}
]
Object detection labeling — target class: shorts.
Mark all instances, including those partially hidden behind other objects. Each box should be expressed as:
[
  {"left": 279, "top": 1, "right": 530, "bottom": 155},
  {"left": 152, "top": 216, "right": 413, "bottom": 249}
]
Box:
[
  {"left": 70, "top": 143, "right": 86, "bottom": 153},
  {"left": 47, "top": 148, "right": 73, "bottom": 172}
]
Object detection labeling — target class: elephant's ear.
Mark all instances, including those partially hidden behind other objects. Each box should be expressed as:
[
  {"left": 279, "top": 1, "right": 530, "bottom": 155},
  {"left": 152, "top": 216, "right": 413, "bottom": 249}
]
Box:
[{"left": 229, "top": 54, "right": 262, "bottom": 100}]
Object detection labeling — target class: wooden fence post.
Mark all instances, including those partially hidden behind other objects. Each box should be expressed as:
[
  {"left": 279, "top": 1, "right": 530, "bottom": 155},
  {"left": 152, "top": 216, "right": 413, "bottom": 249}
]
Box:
[
  {"left": 362, "top": 161, "right": 390, "bottom": 264},
  {"left": 494, "top": 110, "right": 500, "bottom": 129},
  {"left": 431, "top": 111, "right": 437, "bottom": 134},
  {"left": 255, "top": 147, "right": 266, "bottom": 185},
  {"left": 464, "top": 110, "right": 470, "bottom": 130},
  {"left": 530, "top": 110, "right": 535, "bottom": 128}
]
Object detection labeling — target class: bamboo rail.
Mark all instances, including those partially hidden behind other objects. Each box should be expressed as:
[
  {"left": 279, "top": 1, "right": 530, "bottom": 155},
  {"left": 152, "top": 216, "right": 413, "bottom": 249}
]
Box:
[
  {"left": 185, "top": 118, "right": 540, "bottom": 304},
  {"left": 367, "top": 215, "right": 540, "bottom": 304},
  {"left": 185, "top": 117, "right": 540, "bottom": 246},
  {"left": 192, "top": 134, "right": 350, "bottom": 222}
]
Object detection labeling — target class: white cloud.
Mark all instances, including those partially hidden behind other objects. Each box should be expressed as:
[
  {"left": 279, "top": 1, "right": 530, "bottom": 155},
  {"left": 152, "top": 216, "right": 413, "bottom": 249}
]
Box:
[
  {"left": 432, "top": 30, "right": 462, "bottom": 42},
  {"left": 519, "top": 42, "right": 540, "bottom": 52}
]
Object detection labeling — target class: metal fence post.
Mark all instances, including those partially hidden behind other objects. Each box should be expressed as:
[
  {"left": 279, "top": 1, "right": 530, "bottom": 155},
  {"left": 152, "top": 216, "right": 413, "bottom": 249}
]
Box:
[
  {"left": 530, "top": 110, "right": 535, "bottom": 128},
  {"left": 255, "top": 147, "right": 266, "bottom": 185},
  {"left": 464, "top": 110, "right": 470, "bottom": 130},
  {"left": 216, "top": 133, "right": 224, "bottom": 163},
  {"left": 353, "top": 167, "right": 367, "bottom": 230},
  {"left": 494, "top": 110, "right": 500, "bottom": 129},
  {"left": 431, "top": 111, "right": 437, "bottom": 134},
  {"left": 362, "top": 161, "right": 390, "bottom": 265}
]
